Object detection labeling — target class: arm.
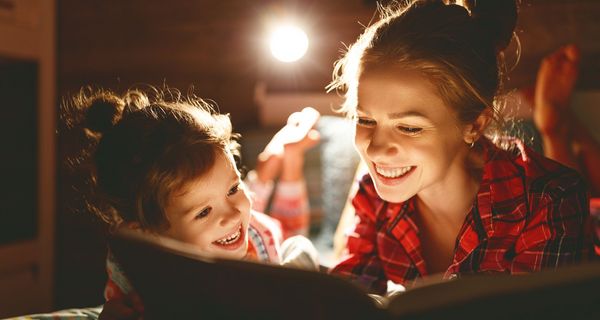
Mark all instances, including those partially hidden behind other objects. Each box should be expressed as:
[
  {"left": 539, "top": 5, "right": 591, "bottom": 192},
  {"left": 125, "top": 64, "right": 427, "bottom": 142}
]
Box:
[
  {"left": 101, "top": 251, "right": 144, "bottom": 320},
  {"left": 330, "top": 177, "right": 387, "bottom": 294},
  {"left": 333, "top": 160, "right": 367, "bottom": 260},
  {"left": 99, "top": 294, "right": 144, "bottom": 320},
  {"left": 511, "top": 175, "right": 590, "bottom": 272},
  {"left": 104, "top": 251, "right": 134, "bottom": 300}
]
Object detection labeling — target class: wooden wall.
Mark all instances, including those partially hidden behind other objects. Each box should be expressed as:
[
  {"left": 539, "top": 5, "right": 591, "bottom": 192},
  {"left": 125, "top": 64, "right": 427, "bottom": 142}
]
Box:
[
  {"left": 513, "top": 0, "right": 600, "bottom": 90},
  {"left": 58, "top": 1, "right": 600, "bottom": 128},
  {"left": 55, "top": 0, "right": 600, "bottom": 309},
  {"left": 58, "top": 0, "right": 376, "bottom": 128}
]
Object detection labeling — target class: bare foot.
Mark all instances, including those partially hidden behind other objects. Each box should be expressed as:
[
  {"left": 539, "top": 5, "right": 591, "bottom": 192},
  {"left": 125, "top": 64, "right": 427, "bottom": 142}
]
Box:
[
  {"left": 533, "top": 44, "right": 580, "bottom": 136},
  {"left": 256, "top": 107, "right": 320, "bottom": 182}
]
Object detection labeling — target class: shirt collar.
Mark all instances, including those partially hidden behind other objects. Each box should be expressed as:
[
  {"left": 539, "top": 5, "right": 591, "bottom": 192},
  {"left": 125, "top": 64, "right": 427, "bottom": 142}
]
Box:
[{"left": 477, "top": 137, "right": 530, "bottom": 238}]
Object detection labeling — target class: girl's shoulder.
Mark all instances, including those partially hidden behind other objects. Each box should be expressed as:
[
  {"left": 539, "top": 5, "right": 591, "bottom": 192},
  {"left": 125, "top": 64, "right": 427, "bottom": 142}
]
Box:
[
  {"left": 104, "top": 250, "right": 134, "bottom": 300},
  {"left": 250, "top": 210, "right": 283, "bottom": 240},
  {"left": 247, "top": 210, "right": 283, "bottom": 264}
]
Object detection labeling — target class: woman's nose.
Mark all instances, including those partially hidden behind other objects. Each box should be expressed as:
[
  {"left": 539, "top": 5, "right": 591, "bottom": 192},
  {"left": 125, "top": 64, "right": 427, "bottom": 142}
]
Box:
[{"left": 366, "top": 127, "right": 399, "bottom": 160}]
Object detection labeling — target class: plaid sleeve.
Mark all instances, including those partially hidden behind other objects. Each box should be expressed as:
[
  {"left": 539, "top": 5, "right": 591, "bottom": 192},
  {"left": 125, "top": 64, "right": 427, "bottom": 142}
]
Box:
[
  {"left": 104, "top": 251, "right": 135, "bottom": 301},
  {"left": 511, "top": 173, "right": 590, "bottom": 273},
  {"left": 330, "top": 179, "right": 387, "bottom": 294}
]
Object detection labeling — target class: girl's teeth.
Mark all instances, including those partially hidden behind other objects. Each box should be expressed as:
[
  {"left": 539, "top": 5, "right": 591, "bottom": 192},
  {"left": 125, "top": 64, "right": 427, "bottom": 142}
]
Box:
[
  {"left": 375, "top": 165, "right": 412, "bottom": 178},
  {"left": 216, "top": 226, "right": 241, "bottom": 245}
]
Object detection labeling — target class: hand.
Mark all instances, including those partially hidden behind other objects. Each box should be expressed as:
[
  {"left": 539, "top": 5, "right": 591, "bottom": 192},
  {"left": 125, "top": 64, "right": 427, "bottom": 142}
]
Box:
[{"left": 99, "top": 293, "right": 144, "bottom": 320}]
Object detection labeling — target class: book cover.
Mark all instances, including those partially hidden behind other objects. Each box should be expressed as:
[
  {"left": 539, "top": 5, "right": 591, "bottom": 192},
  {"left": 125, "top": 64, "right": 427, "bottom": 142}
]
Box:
[{"left": 109, "top": 229, "right": 600, "bottom": 320}]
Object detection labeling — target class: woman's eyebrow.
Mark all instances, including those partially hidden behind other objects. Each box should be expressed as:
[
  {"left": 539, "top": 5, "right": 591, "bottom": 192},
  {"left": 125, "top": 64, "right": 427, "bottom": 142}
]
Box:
[{"left": 388, "top": 110, "right": 429, "bottom": 119}]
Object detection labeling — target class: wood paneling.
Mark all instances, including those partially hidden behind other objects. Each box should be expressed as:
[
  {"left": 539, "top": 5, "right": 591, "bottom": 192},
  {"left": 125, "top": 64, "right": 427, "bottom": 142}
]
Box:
[
  {"left": 58, "top": 1, "right": 600, "bottom": 126},
  {"left": 511, "top": 0, "right": 600, "bottom": 90},
  {"left": 58, "top": 0, "right": 375, "bottom": 127}
]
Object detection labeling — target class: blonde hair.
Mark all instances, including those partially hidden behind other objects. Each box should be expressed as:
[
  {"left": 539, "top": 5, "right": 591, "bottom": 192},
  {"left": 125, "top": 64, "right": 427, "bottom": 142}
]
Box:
[{"left": 328, "top": 0, "right": 519, "bottom": 142}]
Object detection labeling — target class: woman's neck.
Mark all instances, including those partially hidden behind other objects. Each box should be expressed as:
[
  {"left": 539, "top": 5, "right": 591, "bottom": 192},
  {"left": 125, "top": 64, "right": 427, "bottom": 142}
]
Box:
[{"left": 416, "top": 148, "right": 484, "bottom": 227}]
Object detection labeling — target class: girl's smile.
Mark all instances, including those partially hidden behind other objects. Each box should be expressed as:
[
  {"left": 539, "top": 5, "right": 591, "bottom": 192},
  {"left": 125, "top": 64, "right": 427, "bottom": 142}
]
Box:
[{"left": 212, "top": 223, "right": 244, "bottom": 249}]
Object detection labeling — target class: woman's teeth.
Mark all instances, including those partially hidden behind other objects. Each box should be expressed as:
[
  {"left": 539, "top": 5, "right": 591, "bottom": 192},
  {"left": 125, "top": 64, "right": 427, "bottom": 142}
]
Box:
[
  {"left": 375, "top": 165, "right": 412, "bottom": 178},
  {"left": 215, "top": 225, "right": 241, "bottom": 245}
]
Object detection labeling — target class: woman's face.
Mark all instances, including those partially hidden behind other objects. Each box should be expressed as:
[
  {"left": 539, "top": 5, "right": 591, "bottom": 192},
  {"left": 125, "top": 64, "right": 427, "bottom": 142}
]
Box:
[{"left": 354, "top": 69, "right": 472, "bottom": 203}]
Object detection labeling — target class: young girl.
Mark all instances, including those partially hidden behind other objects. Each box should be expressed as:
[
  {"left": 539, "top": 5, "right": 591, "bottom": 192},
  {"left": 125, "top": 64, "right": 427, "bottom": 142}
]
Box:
[
  {"left": 65, "top": 88, "right": 318, "bottom": 319},
  {"left": 328, "top": 0, "right": 591, "bottom": 294}
]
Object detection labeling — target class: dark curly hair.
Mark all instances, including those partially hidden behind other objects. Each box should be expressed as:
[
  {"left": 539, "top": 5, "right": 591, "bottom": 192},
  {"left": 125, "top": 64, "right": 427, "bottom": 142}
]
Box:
[{"left": 63, "top": 87, "right": 240, "bottom": 231}]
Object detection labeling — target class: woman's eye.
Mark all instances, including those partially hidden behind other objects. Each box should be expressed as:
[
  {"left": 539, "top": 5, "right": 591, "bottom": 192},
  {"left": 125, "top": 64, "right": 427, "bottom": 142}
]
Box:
[
  {"left": 356, "top": 117, "right": 376, "bottom": 127},
  {"left": 195, "top": 207, "right": 211, "bottom": 220},
  {"left": 398, "top": 126, "right": 423, "bottom": 135},
  {"left": 227, "top": 184, "right": 240, "bottom": 196}
]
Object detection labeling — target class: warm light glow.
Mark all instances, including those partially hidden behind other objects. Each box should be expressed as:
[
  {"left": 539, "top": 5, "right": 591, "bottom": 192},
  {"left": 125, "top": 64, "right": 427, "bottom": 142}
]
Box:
[{"left": 269, "top": 25, "right": 309, "bottom": 63}]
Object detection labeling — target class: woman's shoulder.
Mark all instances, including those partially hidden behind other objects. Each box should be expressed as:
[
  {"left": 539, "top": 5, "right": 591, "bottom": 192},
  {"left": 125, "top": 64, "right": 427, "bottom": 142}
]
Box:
[
  {"left": 526, "top": 153, "right": 586, "bottom": 198},
  {"left": 514, "top": 141, "right": 586, "bottom": 199},
  {"left": 486, "top": 138, "right": 586, "bottom": 197},
  {"left": 501, "top": 140, "right": 588, "bottom": 223}
]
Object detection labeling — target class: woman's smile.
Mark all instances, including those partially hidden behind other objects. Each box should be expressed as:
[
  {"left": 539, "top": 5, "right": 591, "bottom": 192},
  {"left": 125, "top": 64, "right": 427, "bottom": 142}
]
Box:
[{"left": 373, "top": 163, "right": 416, "bottom": 185}]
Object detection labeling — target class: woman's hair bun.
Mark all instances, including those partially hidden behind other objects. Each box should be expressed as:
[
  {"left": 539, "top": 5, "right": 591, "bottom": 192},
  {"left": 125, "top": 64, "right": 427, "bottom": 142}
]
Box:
[
  {"left": 464, "top": 0, "right": 518, "bottom": 52},
  {"left": 84, "top": 93, "right": 125, "bottom": 134}
]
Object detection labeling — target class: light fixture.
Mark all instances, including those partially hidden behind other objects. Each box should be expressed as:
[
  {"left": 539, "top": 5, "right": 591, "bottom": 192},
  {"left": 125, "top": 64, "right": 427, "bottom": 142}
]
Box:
[{"left": 269, "top": 25, "right": 309, "bottom": 63}]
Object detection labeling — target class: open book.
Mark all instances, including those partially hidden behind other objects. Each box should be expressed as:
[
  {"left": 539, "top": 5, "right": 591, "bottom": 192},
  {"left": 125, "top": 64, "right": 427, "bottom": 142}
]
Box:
[{"left": 109, "top": 229, "right": 600, "bottom": 320}]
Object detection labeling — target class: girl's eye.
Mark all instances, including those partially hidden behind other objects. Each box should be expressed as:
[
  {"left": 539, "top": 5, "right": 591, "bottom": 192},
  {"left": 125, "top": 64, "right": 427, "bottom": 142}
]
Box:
[
  {"left": 356, "top": 117, "right": 376, "bottom": 127},
  {"left": 227, "top": 184, "right": 240, "bottom": 196},
  {"left": 398, "top": 126, "right": 422, "bottom": 135},
  {"left": 195, "top": 207, "right": 211, "bottom": 220}
]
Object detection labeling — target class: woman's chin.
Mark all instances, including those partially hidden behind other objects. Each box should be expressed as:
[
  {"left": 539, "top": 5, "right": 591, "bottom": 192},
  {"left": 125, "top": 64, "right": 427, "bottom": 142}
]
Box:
[{"left": 374, "top": 185, "right": 414, "bottom": 204}]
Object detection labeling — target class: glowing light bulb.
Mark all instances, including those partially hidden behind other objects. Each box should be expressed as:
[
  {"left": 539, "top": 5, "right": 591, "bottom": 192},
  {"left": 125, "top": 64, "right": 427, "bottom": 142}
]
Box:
[{"left": 269, "top": 25, "right": 309, "bottom": 63}]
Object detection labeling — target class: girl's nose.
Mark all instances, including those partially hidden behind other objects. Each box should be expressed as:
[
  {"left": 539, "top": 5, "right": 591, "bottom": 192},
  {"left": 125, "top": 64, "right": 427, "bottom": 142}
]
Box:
[{"left": 219, "top": 203, "right": 242, "bottom": 227}]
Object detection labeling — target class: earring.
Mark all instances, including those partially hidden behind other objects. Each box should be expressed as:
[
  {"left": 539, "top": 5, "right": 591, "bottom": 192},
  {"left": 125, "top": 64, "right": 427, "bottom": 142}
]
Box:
[{"left": 470, "top": 140, "right": 475, "bottom": 148}]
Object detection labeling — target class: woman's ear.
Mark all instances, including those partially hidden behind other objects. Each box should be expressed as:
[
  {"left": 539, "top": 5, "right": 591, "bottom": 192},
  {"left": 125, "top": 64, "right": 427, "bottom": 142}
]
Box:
[{"left": 463, "top": 108, "right": 492, "bottom": 144}]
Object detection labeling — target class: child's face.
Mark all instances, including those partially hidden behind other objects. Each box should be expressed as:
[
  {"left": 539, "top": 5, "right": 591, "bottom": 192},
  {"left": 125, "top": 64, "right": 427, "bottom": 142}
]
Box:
[
  {"left": 354, "top": 69, "right": 471, "bottom": 203},
  {"left": 161, "top": 151, "right": 252, "bottom": 260}
]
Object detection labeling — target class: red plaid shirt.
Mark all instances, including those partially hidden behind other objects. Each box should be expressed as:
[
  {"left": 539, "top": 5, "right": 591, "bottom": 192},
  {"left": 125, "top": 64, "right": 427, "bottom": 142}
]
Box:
[{"left": 331, "top": 139, "right": 590, "bottom": 294}]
